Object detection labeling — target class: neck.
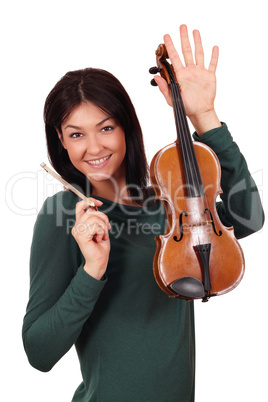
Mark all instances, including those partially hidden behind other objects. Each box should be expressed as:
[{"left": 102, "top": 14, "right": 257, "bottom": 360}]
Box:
[{"left": 90, "top": 178, "right": 140, "bottom": 206}]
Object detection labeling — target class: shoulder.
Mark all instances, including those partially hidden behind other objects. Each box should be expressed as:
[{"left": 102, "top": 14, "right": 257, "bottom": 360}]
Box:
[
  {"left": 34, "top": 190, "right": 79, "bottom": 235},
  {"left": 38, "top": 190, "right": 79, "bottom": 218},
  {"left": 40, "top": 190, "right": 78, "bottom": 212}
]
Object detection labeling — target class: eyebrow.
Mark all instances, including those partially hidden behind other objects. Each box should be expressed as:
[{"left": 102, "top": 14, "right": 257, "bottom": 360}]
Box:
[
  {"left": 63, "top": 124, "right": 81, "bottom": 130},
  {"left": 63, "top": 117, "right": 113, "bottom": 130}
]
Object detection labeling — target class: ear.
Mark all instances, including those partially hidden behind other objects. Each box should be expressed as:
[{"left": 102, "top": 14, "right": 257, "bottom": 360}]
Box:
[{"left": 56, "top": 128, "right": 67, "bottom": 149}]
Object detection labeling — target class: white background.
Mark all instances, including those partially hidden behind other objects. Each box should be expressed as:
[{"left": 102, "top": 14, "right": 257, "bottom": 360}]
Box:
[{"left": 2, "top": 0, "right": 267, "bottom": 401}]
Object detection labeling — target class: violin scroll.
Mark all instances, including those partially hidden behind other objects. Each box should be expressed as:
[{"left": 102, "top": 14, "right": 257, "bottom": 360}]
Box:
[
  {"left": 149, "top": 43, "right": 177, "bottom": 87},
  {"left": 155, "top": 43, "right": 168, "bottom": 59}
]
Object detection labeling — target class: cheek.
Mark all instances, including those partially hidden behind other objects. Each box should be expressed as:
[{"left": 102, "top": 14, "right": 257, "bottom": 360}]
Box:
[
  {"left": 64, "top": 142, "right": 85, "bottom": 163},
  {"left": 114, "top": 131, "right": 126, "bottom": 156},
  {"left": 102, "top": 131, "right": 126, "bottom": 159}
]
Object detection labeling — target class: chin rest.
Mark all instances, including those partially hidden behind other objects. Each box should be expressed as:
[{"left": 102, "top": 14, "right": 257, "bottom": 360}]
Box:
[{"left": 169, "top": 277, "right": 205, "bottom": 299}]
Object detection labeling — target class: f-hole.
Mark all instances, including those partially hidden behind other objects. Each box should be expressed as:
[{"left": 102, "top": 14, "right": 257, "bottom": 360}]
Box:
[
  {"left": 204, "top": 208, "right": 222, "bottom": 237},
  {"left": 173, "top": 211, "right": 188, "bottom": 242}
]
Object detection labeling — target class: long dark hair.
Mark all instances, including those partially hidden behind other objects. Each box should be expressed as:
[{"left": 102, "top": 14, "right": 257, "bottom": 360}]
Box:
[{"left": 44, "top": 68, "right": 149, "bottom": 203}]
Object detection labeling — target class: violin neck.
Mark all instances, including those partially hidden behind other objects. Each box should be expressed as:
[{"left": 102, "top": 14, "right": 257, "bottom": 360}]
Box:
[{"left": 169, "top": 79, "right": 205, "bottom": 198}]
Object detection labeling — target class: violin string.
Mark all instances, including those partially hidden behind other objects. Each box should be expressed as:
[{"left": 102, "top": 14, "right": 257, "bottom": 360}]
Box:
[
  {"left": 173, "top": 82, "right": 204, "bottom": 197},
  {"left": 172, "top": 81, "right": 209, "bottom": 236},
  {"left": 173, "top": 84, "right": 195, "bottom": 194},
  {"left": 161, "top": 61, "right": 187, "bottom": 179},
  {"left": 171, "top": 82, "right": 201, "bottom": 197},
  {"left": 171, "top": 85, "right": 191, "bottom": 192},
  {"left": 163, "top": 61, "right": 210, "bottom": 243},
  {"left": 170, "top": 83, "right": 192, "bottom": 195},
  {"left": 162, "top": 59, "right": 204, "bottom": 198}
]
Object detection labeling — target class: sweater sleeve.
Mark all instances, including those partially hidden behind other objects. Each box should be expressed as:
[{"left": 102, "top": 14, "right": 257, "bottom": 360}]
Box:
[
  {"left": 193, "top": 123, "right": 264, "bottom": 239},
  {"left": 22, "top": 192, "right": 107, "bottom": 372}
]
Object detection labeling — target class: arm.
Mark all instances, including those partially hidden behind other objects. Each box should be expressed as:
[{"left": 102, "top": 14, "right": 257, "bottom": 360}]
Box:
[
  {"left": 193, "top": 123, "right": 264, "bottom": 238},
  {"left": 154, "top": 25, "right": 264, "bottom": 237},
  {"left": 22, "top": 192, "right": 107, "bottom": 372}
]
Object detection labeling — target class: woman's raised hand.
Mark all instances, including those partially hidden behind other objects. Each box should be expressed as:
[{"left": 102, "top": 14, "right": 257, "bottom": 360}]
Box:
[
  {"left": 72, "top": 198, "right": 111, "bottom": 280},
  {"left": 154, "top": 24, "right": 221, "bottom": 135}
]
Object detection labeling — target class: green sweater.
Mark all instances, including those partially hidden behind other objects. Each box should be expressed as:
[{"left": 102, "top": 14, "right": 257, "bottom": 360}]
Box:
[{"left": 22, "top": 124, "right": 264, "bottom": 401}]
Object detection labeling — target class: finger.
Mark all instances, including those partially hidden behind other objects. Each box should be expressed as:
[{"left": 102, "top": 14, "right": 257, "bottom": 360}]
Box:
[
  {"left": 73, "top": 218, "right": 109, "bottom": 242},
  {"left": 163, "top": 34, "right": 184, "bottom": 71},
  {"left": 180, "top": 24, "right": 194, "bottom": 66},
  {"left": 75, "top": 198, "right": 103, "bottom": 217},
  {"left": 75, "top": 202, "right": 111, "bottom": 238},
  {"left": 94, "top": 226, "right": 109, "bottom": 242},
  {"left": 89, "top": 220, "right": 109, "bottom": 242},
  {"left": 91, "top": 221, "right": 109, "bottom": 243},
  {"left": 193, "top": 29, "right": 204, "bottom": 66},
  {"left": 78, "top": 210, "right": 111, "bottom": 233},
  {"left": 208, "top": 46, "right": 219, "bottom": 73},
  {"left": 84, "top": 210, "right": 111, "bottom": 231}
]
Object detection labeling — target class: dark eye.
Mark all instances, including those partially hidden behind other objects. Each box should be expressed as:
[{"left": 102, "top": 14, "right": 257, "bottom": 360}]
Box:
[
  {"left": 70, "top": 132, "right": 83, "bottom": 138},
  {"left": 101, "top": 126, "right": 114, "bottom": 133}
]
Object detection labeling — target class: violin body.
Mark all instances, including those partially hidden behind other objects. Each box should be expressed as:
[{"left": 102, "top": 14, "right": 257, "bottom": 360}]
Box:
[{"left": 150, "top": 140, "right": 245, "bottom": 300}]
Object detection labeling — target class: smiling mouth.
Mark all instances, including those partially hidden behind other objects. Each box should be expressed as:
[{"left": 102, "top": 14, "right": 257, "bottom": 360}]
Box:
[{"left": 86, "top": 155, "right": 112, "bottom": 166}]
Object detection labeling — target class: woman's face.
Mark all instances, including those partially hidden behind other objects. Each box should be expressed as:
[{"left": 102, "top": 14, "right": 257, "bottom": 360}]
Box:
[{"left": 58, "top": 101, "right": 126, "bottom": 189}]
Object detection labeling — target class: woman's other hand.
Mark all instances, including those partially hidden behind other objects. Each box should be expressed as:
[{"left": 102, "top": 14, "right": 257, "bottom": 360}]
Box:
[{"left": 154, "top": 24, "right": 222, "bottom": 136}]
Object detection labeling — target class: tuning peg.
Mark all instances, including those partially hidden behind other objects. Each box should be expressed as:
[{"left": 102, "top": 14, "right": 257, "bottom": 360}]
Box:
[
  {"left": 149, "top": 67, "right": 161, "bottom": 74},
  {"left": 150, "top": 79, "right": 158, "bottom": 87}
]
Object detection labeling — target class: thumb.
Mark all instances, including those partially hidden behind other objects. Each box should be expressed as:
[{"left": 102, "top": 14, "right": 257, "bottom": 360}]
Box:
[
  {"left": 154, "top": 75, "right": 173, "bottom": 107},
  {"left": 75, "top": 198, "right": 103, "bottom": 217}
]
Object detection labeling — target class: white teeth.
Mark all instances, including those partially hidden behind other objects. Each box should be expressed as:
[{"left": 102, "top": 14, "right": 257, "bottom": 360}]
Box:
[{"left": 87, "top": 155, "right": 110, "bottom": 165}]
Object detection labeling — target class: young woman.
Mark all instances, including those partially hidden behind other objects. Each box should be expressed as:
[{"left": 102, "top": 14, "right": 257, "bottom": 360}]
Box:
[{"left": 22, "top": 25, "right": 264, "bottom": 401}]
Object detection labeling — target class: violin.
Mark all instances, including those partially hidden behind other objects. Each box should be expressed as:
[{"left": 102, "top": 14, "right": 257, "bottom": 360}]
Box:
[{"left": 149, "top": 44, "right": 245, "bottom": 302}]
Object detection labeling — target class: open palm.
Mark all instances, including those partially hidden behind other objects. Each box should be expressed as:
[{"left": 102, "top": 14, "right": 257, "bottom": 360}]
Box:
[{"left": 154, "top": 25, "right": 219, "bottom": 130}]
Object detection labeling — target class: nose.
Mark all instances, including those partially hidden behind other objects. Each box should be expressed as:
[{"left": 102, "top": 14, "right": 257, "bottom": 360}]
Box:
[{"left": 85, "top": 134, "right": 103, "bottom": 156}]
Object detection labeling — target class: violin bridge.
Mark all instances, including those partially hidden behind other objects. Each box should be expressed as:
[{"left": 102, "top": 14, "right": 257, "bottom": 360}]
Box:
[{"left": 190, "top": 220, "right": 213, "bottom": 227}]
